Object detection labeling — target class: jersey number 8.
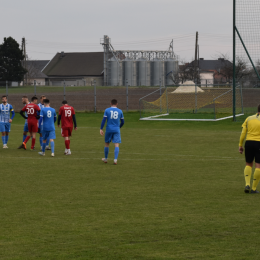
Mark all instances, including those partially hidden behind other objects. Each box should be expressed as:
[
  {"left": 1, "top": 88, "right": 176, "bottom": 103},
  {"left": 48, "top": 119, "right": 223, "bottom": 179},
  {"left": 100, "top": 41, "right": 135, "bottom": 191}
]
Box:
[
  {"left": 47, "top": 110, "right": 52, "bottom": 118},
  {"left": 110, "top": 111, "right": 118, "bottom": 119}
]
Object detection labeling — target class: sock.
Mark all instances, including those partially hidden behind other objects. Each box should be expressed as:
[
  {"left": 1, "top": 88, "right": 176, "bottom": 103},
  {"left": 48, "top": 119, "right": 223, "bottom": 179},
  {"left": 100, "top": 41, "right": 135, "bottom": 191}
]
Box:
[
  {"left": 252, "top": 168, "right": 260, "bottom": 191},
  {"left": 23, "top": 134, "right": 27, "bottom": 142},
  {"left": 46, "top": 138, "right": 50, "bottom": 146},
  {"left": 104, "top": 147, "right": 109, "bottom": 159},
  {"left": 244, "top": 166, "right": 252, "bottom": 187},
  {"left": 65, "top": 140, "right": 70, "bottom": 149},
  {"left": 114, "top": 147, "right": 119, "bottom": 160},
  {"left": 42, "top": 143, "right": 46, "bottom": 153},
  {"left": 50, "top": 141, "right": 55, "bottom": 153},
  {"left": 39, "top": 137, "right": 43, "bottom": 147},
  {"left": 2, "top": 136, "right": 5, "bottom": 145},
  {"left": 24, "top": 136, "right": 30, "bottom": 144},
  {"left": 5, "top": 135, "right": 9, "bottom": 144},
  {"left": 31, "top": 138, "right": 36, "bottom": 149}
]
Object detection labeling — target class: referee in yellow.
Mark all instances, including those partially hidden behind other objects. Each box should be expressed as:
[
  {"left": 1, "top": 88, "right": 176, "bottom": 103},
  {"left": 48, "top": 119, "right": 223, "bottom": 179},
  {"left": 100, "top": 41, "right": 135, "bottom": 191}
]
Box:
[{"left": 239, "top": 106, "right": 260, "bottom": 193}]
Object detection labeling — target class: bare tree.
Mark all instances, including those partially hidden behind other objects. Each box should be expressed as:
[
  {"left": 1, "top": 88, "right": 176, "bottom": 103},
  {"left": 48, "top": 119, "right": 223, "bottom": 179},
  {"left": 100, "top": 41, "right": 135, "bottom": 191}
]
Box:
[{"left": 213, "top": 53, "right": 251, "bottom": 83}]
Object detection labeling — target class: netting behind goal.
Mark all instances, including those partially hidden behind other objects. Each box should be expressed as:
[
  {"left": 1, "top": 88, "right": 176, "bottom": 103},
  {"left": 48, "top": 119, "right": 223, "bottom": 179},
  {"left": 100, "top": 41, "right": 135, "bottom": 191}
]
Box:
[
  {"left": 236, "top": 0, "right": 260, "bottom": 85},
  {"left": 139, "top": 85, "right": 243, "bottom": 121}
]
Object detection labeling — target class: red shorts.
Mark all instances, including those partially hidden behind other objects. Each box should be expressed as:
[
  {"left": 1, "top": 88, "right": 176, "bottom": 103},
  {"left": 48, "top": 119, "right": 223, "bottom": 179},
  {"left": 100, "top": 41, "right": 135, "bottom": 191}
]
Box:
[
  {"left": 28, "top": 121, "right": 38, "bottom": 133},
  {"left": 61, "top": 127, "right": 73, "bottom": 137}
]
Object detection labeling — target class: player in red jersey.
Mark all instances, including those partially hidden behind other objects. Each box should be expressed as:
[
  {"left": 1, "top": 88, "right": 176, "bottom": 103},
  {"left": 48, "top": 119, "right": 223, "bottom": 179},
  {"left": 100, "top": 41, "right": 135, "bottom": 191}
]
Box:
[
  {"left": 57, "top": 100, "right": 77, "bottom": 155},
  {"left": 20, "top": 96, "right": 40, "bottom": 150}
]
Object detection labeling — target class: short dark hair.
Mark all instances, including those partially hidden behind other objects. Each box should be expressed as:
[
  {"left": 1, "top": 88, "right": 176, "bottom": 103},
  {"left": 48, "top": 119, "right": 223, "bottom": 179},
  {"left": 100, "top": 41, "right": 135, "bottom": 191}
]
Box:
[
  {"left": 41, "top": 95, "right": 46, "bottom": 99},
  {"left": 2, "top": 95, "right": 7, "bottom": 99},
  {"left": 258, "top": 104, "right": 260, "bottom": 112},
  {"left": 111, "top": 99, "right": 118, "bottom": 105},
  {"left": 31, "top": 96, "right": 38, "bottom": 101},
  {"left": 62, "top": 100, "right": 67, "bottom": 104},
  {"left": 43, "top": 99, "right": 50, "bottom": 104},
  {"left": 22, "top": 95, "right": 28, "bottom": 99}
]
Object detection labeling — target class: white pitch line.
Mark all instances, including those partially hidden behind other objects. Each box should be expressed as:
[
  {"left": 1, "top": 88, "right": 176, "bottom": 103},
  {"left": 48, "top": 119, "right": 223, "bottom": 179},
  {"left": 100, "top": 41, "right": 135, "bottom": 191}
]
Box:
[{"left": 0, "top": 156, "right": 243, "bottom": 161}]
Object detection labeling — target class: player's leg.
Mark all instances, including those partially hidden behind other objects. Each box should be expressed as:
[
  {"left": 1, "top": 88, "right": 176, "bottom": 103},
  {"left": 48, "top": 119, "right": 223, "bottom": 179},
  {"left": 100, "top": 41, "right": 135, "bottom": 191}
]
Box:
[
  {"left": 244, "top": 141, "right": 254, "bottom": 193},
  {"left": 39, "top": 131, "right": 47, "bottom": 156},
  {"left": 4, "top": 123, "right": 11, "bottom": 148},
  {"left": 64, "top": 127, "right": 73, "bottom": 155},
  {"left": 1, "top": 131, "right": 6, "bottom": 148},
  {"left": 45, "top": 137, "right": 51, "bottom": 150},
  {"left": 22, "top": 123, "right": 33, "bottom": 150},
  {"left": 251, "top": 143, "right": 260, "bottom": 193},
  {"left": 19, "top": 123, "right": 28, "bottom": 149},
  {"left": 31, "top": 132, "right": 37, "bottom": 150},
  {"left": 102, "top": 132, "right": 111, "bottom": 163},
  {"left": 112, "top": 132, "right": 121, "bottom": 165},
  {"left": 49, "top": 130, "right": 56, "bottom": 157},
  {"left": 0, "top": 123, "right": 5, "bottom": 148},
  {"left": 5, "top": 132, "right": 9, "bottom": 148}
]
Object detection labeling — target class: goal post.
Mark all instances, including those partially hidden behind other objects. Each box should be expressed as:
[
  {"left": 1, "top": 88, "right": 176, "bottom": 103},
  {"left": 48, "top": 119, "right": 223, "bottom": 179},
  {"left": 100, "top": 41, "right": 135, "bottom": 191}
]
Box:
[{"left": 139, "top": 84, "right": 244, "bottom": 121}]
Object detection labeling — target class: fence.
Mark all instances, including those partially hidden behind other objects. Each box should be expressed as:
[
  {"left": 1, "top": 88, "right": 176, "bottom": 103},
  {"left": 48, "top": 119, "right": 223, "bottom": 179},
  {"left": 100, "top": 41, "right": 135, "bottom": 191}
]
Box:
[
  {"left": 0, "top": 81, "right": 160, "bottom": 113},
  {"left": 0, "top": 81, "right": 259, "bottom": 116}
]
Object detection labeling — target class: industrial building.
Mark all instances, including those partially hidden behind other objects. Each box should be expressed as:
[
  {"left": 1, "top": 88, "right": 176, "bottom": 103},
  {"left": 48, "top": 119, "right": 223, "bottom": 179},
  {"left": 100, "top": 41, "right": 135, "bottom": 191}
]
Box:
[{"left": 101, "top": 35, "right": 179, "bottom": 86}]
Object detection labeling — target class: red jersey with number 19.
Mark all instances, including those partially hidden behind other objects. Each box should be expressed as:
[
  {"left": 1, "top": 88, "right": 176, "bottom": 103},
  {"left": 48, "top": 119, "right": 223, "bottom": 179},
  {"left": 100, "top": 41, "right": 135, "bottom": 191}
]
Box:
[{"left": 59, "top": 105, "right": 75, "bottom": 128}]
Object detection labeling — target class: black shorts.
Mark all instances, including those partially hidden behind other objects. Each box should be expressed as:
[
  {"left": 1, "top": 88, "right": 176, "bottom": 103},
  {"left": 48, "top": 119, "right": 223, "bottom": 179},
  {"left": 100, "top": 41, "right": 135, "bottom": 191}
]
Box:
[{"left": 245, "top": 141, "right": 260, "bottom": 163}]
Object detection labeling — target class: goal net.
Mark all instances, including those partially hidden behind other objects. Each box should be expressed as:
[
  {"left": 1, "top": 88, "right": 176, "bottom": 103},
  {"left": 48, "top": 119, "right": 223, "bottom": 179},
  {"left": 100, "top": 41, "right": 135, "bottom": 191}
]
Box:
[
  {"left": 236, "top": 0, "right": 260, "bottom": 86},
  {"left": 139, "top": 82, "right": 243, "bottom": 121}
]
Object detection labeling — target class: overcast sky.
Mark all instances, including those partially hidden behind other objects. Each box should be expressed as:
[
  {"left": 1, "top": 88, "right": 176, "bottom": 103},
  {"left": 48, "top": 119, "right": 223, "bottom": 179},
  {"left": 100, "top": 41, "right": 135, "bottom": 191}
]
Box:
[{"left": 1, "top": 0, "right": 233, "bottom": 61}]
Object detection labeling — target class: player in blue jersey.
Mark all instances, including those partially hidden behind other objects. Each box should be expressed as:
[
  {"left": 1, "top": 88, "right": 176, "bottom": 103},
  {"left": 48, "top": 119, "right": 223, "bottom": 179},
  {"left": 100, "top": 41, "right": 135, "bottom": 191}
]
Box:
[
  {"left": 100, "top": 99, "right": 124, "bottom": 165},
  {"left": 0, "top": 95, "right": 15, "bottom": 148},
  {"left": 38, "top": 95, "right": 51, "bottom": 151},
  {"left": 38, "top": 99, "right": 57, "bottom": 157},
  {"left": 18, "top": 96, "right": 30, "bottom": 149}
]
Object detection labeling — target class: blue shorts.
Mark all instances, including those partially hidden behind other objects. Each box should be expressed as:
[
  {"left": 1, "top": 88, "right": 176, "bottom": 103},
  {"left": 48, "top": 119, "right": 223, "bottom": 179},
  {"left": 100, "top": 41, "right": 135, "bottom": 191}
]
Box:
[
  {"left": 0, "top": 122, "right": 11, "bottom": 132},
  {"left": 105, "top": 131, "right": 121, "bottom": 143},
  {"left": 24, "top": 123, "right": 28, "bottom": 132},
  {"left": 42, "top": 130, "right": 56, "bottom": 140}
]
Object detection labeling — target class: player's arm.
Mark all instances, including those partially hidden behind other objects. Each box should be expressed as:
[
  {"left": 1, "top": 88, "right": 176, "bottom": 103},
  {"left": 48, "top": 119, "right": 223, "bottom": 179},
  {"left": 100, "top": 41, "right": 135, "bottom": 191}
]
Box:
[
  {"left": 36, "top": 106, "right": 41, "bottom": 119},
  {"left": 57, "top": 115, "right": 61, "bottom": 126},
  {"left": 72, "top": 114, "right": 77, "bottom": 130},
  {"left": 19, "top": 109, "right": 28, "bottom": 119},
  {"left": 9, "top": 106, "right": 15, "bottom": 122},
  {"left": 54, "top": 111, "right": 57, "bottom": 123},
  {"left": 120, "top": 111, "right": 124, "bottom": 128},
  {"left": 239, "top": 121, "right": 247, "bottom": 154},
  {"left": 100, "top": 116, "right": 107, "bottom": 136},
  {"left": 57, "top": 107, "right": 62, "bottom": 127}
]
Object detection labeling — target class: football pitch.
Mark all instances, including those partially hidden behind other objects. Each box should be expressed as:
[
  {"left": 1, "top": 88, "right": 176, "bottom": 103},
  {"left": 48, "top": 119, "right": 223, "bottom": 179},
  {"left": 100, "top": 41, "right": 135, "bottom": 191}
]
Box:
[{"left": 1, "top": 112, "right": 260, "bottom": 259}]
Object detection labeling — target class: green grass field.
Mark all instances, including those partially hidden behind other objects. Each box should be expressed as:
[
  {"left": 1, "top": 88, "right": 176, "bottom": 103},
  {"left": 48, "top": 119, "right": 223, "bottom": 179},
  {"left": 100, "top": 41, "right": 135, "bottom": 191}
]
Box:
[{"left": 1, "top": 113, "right": 260, "bottom": 259}]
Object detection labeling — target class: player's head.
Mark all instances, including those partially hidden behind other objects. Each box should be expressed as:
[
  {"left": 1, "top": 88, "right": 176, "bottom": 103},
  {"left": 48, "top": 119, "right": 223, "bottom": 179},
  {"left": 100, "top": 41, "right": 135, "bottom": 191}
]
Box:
[
  {"left": 43, "top": 99, "right": 50, "bottom": 106},
  {"left": 62, "top": 100, "right": 68, "bottom": 105},
  {"left": 258, "top": 104, "right": 260, "bottom": 113},
  {"left": 2, "top": 95, "right": 7, "bottom": 104},
  {"left": 40, "top": 95, "right": 46, "bottom": 104},
  {"left": 31, "top": 96, "right": 38, "bottom": 104},
  {"left": 22, "top": 96, "right": 28, "bottom": 104},
  {"left": 111, "top": 99, "right": 118, "bottom": 107}
]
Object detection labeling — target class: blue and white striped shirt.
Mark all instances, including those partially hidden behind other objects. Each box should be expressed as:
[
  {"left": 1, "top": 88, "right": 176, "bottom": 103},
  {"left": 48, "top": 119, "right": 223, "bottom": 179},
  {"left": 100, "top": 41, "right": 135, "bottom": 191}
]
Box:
[{"left": 0, "top": 103, "right": 14, "bottom": 123}]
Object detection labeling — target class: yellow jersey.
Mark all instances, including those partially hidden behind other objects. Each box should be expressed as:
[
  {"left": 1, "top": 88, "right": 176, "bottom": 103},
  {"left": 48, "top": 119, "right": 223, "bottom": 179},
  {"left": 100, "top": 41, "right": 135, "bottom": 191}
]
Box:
[{"left": 239, "top": 113, "right": 260, "bottom": 146}]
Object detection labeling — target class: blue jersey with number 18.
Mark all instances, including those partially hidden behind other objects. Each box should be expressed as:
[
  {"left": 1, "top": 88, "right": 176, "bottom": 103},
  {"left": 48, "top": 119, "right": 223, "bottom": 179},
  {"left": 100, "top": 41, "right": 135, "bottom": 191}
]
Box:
[
  {"left": 40, "top": 107, "right": 57, "bottom": 131},
  {"left": 104, "top": 107, "right": 124, "bottom": 133}
]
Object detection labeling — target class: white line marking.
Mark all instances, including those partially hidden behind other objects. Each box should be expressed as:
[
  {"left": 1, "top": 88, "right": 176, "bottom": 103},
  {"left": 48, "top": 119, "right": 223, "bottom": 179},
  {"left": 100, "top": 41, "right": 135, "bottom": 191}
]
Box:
[{"left": 0, "top": 156, "right": 243, "bottom": 161}]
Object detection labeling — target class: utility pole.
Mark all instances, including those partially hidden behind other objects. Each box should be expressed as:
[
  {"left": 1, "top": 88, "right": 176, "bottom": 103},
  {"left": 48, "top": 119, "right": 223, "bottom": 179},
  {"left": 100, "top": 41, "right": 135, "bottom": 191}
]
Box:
[
  {"left": 102, "top": 35, "right": 110, "bottom": 86},
  {"left": 194, "top": 32, "right": 198, "bottom": 83},
  {"left": 22, "top": 37, "right": 27, "bottom": 86}
]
